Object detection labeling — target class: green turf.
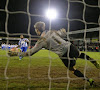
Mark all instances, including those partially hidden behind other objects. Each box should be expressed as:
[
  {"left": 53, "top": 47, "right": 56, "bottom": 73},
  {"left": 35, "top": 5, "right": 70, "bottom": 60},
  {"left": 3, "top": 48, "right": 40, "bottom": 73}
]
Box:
[{"left": 0, "top": 49, "right": 100, "bottom": 90}]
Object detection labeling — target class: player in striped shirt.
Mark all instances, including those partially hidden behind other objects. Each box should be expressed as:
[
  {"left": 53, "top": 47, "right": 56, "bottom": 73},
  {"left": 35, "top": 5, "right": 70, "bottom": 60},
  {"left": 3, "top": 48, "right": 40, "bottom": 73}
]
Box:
[{"left": 18, "top": 35, "right": 29, "bottom": 60}]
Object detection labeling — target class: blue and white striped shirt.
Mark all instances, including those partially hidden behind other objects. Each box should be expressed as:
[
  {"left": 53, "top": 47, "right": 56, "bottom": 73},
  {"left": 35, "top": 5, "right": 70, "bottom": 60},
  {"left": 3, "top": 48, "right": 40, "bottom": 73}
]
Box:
[{"left": 19, "top": 38, "right": 29, "bottom": 47}]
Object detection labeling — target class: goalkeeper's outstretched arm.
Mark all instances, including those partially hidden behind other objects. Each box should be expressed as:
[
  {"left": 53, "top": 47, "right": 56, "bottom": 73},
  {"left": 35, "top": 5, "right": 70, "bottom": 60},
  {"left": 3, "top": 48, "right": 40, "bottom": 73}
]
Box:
[
  {"left": 8, "top": 37, "right": 47, "bottom": 57},
  {"left": 24, "top": 37, "right": 47, "bottom": 56}
]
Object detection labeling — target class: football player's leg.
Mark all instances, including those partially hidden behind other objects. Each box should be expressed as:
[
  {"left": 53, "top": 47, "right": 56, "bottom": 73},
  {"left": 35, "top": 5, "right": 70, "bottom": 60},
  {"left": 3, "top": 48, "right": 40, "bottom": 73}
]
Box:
[
  {"left": 61, "top": 58, "right": 84, "bottom": 78},
  {"left": 19, "top": 47, "right": 24, "bottom": 60},
  {"left": 69, "top": 66, "right": 94, "bottom": 86},
  {"left": 21, "top": 47, "right": 24, "bottom": 52},
  {"left": 61, "top": 58, "right": 94, "bottom": 86},
  {"left": 24, "top": 47, "right": 27, "bottom": 52},
  {"left": 79, "top": 53, "right": 100, "bottom": 69}
]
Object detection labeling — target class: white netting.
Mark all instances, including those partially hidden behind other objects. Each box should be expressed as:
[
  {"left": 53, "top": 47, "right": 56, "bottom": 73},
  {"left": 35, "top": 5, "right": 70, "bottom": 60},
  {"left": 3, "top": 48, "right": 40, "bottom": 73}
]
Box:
[{"left": 0, "top": 0, "right": 100, "bottom": 90}]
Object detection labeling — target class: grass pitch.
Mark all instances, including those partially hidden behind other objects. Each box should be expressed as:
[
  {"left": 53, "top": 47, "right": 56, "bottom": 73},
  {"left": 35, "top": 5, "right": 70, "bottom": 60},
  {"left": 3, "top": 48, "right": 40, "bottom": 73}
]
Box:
[{"left": 0, "top": 49, "right": 100, "bottom": 90}]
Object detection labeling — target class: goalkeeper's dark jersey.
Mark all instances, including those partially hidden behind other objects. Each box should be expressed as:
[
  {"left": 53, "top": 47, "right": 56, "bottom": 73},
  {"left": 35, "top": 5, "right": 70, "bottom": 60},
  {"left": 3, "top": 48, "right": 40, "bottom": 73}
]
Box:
[{"left": 30, "top": 30, "right": 71, "bottom": 57}]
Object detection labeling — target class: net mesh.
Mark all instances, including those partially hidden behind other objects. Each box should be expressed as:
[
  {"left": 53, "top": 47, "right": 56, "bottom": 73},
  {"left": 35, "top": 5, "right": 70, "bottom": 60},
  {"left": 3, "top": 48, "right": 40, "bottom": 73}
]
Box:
[{"left": 0, "top": 0, "right": 100, "bottom": 90}]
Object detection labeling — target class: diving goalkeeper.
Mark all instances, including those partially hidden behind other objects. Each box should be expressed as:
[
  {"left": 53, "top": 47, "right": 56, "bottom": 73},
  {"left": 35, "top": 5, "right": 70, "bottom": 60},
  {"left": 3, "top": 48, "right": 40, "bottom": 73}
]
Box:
[{"left": 8, "top": 21, "right": 100, "bottom": 86}]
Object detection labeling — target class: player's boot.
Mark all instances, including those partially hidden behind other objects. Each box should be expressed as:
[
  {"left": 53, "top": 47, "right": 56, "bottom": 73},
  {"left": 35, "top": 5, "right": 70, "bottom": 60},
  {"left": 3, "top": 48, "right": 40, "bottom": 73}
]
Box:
[
  {"left": 88, "top": 78, "right": 94, "bottom": 86},
  {"left": 19, "top": 56, "right": 22, "bottom": 60},
  {"left": 19, "top": 58, "right": 21, "bottom": 60}
]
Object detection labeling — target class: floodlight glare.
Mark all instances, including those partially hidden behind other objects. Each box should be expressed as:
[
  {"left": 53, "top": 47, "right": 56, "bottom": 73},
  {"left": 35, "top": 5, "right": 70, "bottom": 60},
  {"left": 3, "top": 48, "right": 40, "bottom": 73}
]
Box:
[{"left": 46, "top": 9, "right": 57, "bottom": 20}]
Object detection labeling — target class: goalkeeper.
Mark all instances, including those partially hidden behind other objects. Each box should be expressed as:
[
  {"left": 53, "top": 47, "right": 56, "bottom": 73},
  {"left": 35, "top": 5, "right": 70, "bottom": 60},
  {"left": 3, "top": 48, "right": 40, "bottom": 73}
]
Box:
[{"left": 8, "top": 21, "right": 100, "bottom": 86}]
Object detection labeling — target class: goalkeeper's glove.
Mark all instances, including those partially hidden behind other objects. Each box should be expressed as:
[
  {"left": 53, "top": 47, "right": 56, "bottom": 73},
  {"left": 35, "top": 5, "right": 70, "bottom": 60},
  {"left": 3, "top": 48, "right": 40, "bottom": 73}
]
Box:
[
  {"left": 8, "top": 51, "right": 18, "bottom": 56},
  {"left": 8, "top": 50, "right": 29, "bottom": 57}
]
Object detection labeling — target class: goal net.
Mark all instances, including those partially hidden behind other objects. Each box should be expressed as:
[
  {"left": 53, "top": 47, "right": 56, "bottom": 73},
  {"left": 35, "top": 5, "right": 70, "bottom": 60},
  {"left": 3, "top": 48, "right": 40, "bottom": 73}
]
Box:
[{"left": 0, "top": 0, "right": 100, "bottom": 89}]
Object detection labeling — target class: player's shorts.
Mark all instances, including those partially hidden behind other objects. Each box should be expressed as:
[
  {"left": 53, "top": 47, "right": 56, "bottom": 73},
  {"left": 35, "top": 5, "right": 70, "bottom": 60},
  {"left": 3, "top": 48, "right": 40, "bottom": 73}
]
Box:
[
  {"left": 1, "top": 47, "right": 3, "bottom": 49},
  {"left": 2, "top": 46, "right": 5, "bottom": 50},
  {"left": 8, "top": 47, "right": 10, "bottom": 50},
  {"left": 21, "top": 47, "right": 27, "bottom": 52},
  {"left": 69, "top": 44, "right": 80, "bottom": 58},
  {"left": 61, "top": 58, "right": 76, "bottom": 67},
  {"left": 61, "top": 44, "right": 80, "bottom": 67}
]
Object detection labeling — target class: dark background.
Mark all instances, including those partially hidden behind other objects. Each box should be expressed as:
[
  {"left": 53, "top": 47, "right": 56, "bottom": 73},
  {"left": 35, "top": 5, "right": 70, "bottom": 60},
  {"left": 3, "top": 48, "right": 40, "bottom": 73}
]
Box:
[{"left": 0, "top": 0, "right": 99, "bottom": 38}]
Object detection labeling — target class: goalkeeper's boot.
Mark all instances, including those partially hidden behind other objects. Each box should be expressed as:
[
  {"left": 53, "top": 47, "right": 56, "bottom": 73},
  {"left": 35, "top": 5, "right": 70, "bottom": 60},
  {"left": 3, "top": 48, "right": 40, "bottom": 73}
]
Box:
[{"left": 88, "top": 78, "right": 94, "bottom": 86}]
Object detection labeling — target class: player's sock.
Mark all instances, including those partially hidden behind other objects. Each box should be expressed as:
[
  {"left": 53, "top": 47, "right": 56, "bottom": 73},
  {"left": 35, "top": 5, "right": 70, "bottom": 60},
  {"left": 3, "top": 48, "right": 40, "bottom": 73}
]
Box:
[
  {"left": 79, "top": 53, "right": 100, "bottom": 69},
  {"left": 74, "top": 70, "right": 94, "bottom": 86},
  {"left": 74, "top": 70, "right": 84, "bottom": 77},
  {"left": 91, "top": 61, "right": 100, "bottom": 69}
]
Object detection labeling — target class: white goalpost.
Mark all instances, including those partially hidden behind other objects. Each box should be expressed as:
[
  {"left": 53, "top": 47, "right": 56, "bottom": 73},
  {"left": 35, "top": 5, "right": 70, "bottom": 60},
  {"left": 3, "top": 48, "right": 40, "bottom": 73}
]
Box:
[{"left": 0, "top": 0, "right": 100, "bottom": 90}]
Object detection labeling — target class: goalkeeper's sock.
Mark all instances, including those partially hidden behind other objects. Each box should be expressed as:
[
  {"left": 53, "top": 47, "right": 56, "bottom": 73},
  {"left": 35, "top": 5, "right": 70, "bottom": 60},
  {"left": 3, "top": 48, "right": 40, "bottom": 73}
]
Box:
[
  {"left": 74, "top": 70, "right": 84, "bottom": 77},
  {"left": 74, "top": 70, "right": 94, "bottom": 86}
]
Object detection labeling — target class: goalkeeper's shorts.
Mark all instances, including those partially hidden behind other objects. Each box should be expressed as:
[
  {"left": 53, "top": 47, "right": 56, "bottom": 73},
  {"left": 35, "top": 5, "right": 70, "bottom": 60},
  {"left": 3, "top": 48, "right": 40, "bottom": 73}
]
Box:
[
  {"left": 61, "top": 44, "right": 79, "bottom": 67},
  {"left": 61, "top": 58, "right": 76, "bottom": 67}
]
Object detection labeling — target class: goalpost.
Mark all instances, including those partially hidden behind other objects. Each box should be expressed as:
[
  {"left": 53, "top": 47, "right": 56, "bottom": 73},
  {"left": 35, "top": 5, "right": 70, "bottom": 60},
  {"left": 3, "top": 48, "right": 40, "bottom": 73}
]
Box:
[{"left": 0, "top": 0, "right": 100, "bottom": 90}]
